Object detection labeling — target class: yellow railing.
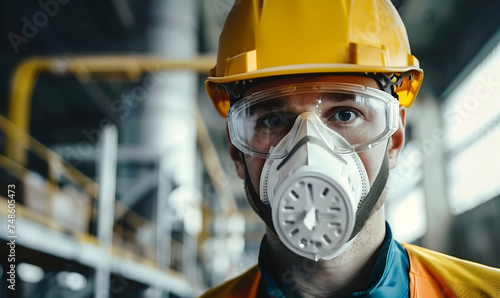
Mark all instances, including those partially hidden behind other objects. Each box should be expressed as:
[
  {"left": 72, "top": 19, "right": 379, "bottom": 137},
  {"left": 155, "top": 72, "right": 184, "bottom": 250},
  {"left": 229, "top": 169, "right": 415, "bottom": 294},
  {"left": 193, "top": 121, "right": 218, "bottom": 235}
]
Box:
[
  {"left": 0, "top": 113, "right": 164, "bottom": 263},
  {"left": 5, "top": 54, "right": 237, "bottom": 215},
  {"left": 1, "top": 54, "right": 241, "bottom": 273},
  {"left": 6, "top": 55, "right": 215, "bottom": 164}
]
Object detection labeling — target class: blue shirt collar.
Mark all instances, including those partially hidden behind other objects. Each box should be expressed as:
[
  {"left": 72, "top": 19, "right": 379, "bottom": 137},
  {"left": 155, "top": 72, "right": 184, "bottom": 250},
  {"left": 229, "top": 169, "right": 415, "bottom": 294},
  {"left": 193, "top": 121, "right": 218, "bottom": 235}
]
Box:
[{"left": 258, "top": 222, "right": 410, "bottom": 297}]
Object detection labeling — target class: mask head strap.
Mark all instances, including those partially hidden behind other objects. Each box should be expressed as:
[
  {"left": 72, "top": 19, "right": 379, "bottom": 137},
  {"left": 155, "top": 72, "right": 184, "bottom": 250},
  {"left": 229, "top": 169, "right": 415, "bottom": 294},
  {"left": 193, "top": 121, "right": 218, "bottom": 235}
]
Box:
[
  {"left": 349, "top": 149, "right": 390, "bottom": 240},
  {"left": 240, "top": 152, "right": 278, "bottom": 235}
]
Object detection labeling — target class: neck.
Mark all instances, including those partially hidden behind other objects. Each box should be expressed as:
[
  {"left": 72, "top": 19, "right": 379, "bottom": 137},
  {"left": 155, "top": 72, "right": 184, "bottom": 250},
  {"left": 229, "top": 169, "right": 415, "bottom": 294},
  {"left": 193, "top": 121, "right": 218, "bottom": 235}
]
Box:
[{"left": 265, "top": 207, "right": 386, "bottom": 297}]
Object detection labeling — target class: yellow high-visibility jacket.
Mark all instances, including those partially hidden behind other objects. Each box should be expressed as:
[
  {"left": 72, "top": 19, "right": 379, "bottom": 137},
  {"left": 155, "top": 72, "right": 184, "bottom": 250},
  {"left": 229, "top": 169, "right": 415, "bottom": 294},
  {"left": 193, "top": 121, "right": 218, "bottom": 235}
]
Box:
[{"left": 200, "top": 244, "right": 500, "bottom": 297}]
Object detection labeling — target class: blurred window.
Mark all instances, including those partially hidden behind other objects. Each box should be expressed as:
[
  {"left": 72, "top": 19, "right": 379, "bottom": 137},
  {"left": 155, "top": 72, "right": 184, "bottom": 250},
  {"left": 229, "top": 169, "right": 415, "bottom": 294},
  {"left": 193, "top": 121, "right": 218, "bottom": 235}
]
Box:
[{"left": 443, "top": 40, "right": 500, "bottom": 214}]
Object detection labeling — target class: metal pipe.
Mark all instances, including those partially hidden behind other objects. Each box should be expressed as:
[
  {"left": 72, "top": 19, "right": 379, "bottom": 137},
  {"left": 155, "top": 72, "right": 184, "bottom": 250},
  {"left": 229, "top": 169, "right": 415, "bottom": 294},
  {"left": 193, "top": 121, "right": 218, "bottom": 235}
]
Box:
[{"left": 95, "top": 124, "right": 118, "bottom": 296}]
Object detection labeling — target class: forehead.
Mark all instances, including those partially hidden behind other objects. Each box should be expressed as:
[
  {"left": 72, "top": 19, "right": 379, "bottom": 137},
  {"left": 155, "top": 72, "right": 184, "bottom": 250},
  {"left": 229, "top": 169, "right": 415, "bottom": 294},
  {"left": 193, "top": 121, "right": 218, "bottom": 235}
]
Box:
[{"left": 245, "top": 75, "right": 381, "bottom": 95}]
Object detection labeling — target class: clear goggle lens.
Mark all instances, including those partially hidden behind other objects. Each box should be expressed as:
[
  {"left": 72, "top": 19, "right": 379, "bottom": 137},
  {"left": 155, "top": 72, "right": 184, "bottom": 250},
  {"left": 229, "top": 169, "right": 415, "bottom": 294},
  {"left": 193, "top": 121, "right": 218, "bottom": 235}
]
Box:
[{"left": 227, "top": 82, "right": 399, "bottom": 159}]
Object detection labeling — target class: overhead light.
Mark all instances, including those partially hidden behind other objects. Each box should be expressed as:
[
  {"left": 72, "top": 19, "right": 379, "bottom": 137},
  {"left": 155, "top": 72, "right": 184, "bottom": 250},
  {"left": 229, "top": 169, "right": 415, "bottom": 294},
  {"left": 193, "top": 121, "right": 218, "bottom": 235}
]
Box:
[
  {"left": 57, "top": 271, "right": 87, "bottom": 291},
  {"left": 17, "top": 263, "right": 44, "bottom": 283}
]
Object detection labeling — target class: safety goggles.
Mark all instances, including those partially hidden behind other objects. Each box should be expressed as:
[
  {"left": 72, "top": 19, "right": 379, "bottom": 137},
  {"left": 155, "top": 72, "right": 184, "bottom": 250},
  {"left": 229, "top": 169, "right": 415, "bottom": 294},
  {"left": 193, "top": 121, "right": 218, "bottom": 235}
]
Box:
[{"left": 227, "top": 82, "right": 400, "bottom": 159}]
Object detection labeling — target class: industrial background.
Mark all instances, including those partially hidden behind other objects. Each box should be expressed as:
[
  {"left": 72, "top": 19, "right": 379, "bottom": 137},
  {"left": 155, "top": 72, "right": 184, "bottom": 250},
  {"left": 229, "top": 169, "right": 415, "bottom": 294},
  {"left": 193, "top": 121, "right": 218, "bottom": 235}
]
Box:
[{"left": 0, "top": 0, "right": 499, "bottom": 297}]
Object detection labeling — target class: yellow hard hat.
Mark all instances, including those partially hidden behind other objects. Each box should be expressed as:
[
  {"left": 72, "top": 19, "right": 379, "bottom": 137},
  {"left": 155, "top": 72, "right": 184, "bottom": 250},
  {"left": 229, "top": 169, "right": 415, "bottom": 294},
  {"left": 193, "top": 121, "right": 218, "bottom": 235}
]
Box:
[{"left": 206, "top": 0, "right": 423, "bottom": 117}]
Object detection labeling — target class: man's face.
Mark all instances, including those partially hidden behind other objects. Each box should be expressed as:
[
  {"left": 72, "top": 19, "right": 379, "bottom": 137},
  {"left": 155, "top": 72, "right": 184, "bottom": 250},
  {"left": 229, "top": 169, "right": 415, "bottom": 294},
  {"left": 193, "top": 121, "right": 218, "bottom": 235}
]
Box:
[{"left": 228, "top": 75, "right": 406, "bottom": 200}]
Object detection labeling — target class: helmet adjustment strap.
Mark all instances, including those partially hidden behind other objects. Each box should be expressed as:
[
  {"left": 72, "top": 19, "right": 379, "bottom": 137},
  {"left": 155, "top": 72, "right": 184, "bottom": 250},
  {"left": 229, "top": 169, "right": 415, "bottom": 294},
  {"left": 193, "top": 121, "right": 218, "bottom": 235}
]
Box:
[
  {"left": 365, "top": 72, "right": 414, "bottom": 101},
  {"left": 217, "top": 80, "right": 249, "bottom": 102}
]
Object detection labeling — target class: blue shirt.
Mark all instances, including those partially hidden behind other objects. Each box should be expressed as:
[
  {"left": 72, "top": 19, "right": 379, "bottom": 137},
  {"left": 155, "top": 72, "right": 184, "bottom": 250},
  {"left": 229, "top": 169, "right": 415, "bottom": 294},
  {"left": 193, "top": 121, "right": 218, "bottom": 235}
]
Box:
[{"left": 258, "top": 223, "right": 410, "bottom": 297}]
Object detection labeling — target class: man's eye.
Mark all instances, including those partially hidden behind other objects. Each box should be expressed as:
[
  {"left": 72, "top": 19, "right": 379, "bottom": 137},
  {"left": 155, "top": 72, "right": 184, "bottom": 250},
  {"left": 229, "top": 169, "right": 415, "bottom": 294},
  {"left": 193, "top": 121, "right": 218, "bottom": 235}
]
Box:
[
  {"left": 262, "top": 113, "right": 285, "bottom": 127},
  {"left": 333, "top": 109, "right": 357, "bottom": 122}
]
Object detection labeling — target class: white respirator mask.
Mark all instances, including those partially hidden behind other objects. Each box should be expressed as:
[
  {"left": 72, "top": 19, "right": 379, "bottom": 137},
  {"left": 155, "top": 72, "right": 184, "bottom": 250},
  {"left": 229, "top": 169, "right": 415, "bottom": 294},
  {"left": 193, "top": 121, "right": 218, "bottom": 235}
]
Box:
[
  {"left": 227, "top": 82, "right": 399, "bottom": 261},
  {"left": 260, "top": 113, "right": 369, "bottom": 260}
]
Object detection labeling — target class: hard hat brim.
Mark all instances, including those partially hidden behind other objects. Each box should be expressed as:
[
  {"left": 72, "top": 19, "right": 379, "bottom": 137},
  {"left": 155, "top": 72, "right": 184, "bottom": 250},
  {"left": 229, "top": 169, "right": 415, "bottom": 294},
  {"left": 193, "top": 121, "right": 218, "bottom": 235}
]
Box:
[{"left": 206, "top": 63, "right": 423, "bottom": 117}]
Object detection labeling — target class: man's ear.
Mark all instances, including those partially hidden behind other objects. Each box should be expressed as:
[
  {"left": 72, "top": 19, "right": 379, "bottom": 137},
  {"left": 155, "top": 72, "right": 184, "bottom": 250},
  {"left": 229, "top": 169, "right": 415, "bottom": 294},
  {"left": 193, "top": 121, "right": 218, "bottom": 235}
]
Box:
[
  {"left": 226, "top": 123, "right": 246, "bottom": 179},
  {"left": 388, "top": 106, "right": 406, "bottom": 169}
]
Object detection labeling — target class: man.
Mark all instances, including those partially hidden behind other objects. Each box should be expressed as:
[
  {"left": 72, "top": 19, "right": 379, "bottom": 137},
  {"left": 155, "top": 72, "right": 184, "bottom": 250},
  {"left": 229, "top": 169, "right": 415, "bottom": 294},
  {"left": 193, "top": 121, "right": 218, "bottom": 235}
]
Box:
[{"left": 201, "top": 0, "right": 500, "bottom": 297}]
